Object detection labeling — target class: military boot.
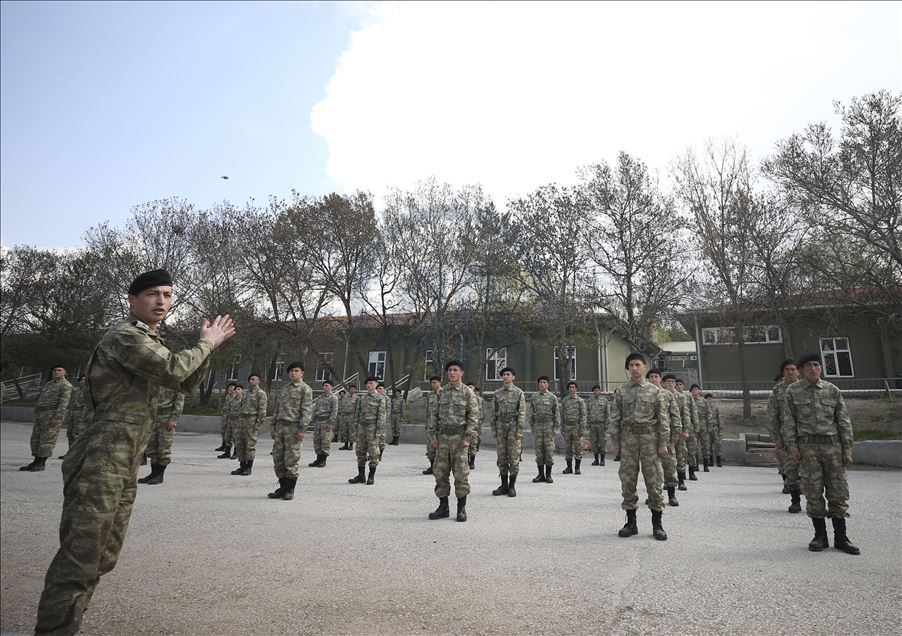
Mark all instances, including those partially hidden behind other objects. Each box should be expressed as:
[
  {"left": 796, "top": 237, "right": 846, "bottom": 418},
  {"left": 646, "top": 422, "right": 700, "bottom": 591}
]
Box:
[
  {"left": 239, "top": 459, "right": 253, "bottom": 476},
  {"left": 468, "top": 454, "right": 475, "bottom": 470},
  {"left": 574, "top": 459, "right": 582, "bottom": 475},
  {"left": 709, "top": 455, "right": 715, "bottom": 467},
  {"left": 592, "top": 453, "right": 600, "bottom": 466},
  {"left": 563, "top": 459, "right": 573, "bottom": 474},
  {"left": 366, "top": 467, "right": 376, "bottom": 485},
  {"left": 667, "top": 487, "right": 679, "bottom": 507},
  {"left": 782, "top": 482, "right": 791, "bottom": 495},
  {"left": 618, "top": 509, "right": 638, "bottom": 537},
  {"left": 688, "top": 466, "right": 698, "bottom": 481},
  {"left": 268, "top": 478, "right": 287, "bottom": 499},
  {"left": 231, "top": 461, "right": 246, "bottom": 475},
  {"left": 282, "top": 477, "right": 297, "bottom": 500},
  {"left": 614, "top": 453, "right": 621, "bottom": 462},
  {"left": 348, "top": 442, "right": 354, "bottom": 451},
  {"left": 831, "top": 518, "right": 860, "bottom": 555},
  {"left": 392, "top": 435, "right": 400, "bottom": 445},
  {"left": 456, "top": 495, "right": 467, "bottom": 522},
  {"left": 702, "top": 457, "right": 710, "bottom": 472},
  {"left": 318, "top": 454, "right": 327, "bottom": 467},
  {"left": 508, "top": 475, "right": 517, "bottom": 497},
  {"left": 545, "top": 465, "right": 554, "bottom": 483},
  {"left": 332, "top": 433, "right": 339, "bottom": 443},
  {"left": 339, "top": 442, "right": 348, "bottom": 450},
  {"left": 308, "top": 455, "right": 321, "bottom": 467},
  {"left": 492, "top": 474, "right": 509, "bottom": 496},
  {"left": 58, "top": 453, "right": 66, "bottom": 460},
  {"left": 217, "top": 446, "right": 231, "bottom": 459},
  {"left": 19, "top": 457, "right": 39, "bottom": 471},
  {"left": 30, "top": 457, "right": 47, "bottom": 471},
  {"left": 422, "top": 458, "right": 434, "bottom": 475},
  {"left": 215, "top": 443, "right": 226, "bottom": 452},
  {"left": 808, "top": 518, "right": 829, "bottom": 552},
  {"left": 532, "top": 465, "right": 546, "bottom": 483},
  {"left": 715, "top": 456, "right": 723, "bottom": 467},
  {"left": 788, "top": 490, "right": 802, "bottom": 513},
  {"left": 429, "top": 496, "right": 450, "bottom": 520},
  {"left": 677, "top": 470, "right": 688, "bottom": 491},
  {"left": 145, "top": 465, "right": 166, "bottom": 485},
  {"left": 349, "top": 464, "right": 366, "bottom": 484},
  {"left": 599, "top": 453, "right": 606, "bottom": 466},
  {"left": 651, "top": 510, "right": 668, "bottom": 541}
]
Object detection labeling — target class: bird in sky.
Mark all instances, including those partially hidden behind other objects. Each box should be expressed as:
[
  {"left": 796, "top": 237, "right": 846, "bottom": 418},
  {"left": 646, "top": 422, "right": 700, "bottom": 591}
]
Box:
[{"left": 220, "top": 176, "right": 230, "bottom": 180}]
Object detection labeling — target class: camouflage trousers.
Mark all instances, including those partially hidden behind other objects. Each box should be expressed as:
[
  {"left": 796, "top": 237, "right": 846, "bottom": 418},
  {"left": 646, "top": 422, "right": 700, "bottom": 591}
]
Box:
[
  {"left": 234, "top": 417, "right": 260, "bottom": 461},
  {"left": 145, "top": 418, "right": 176, "bottom": 466},
  {"left": 313, "top": 421, "right": 331, "bottom": 456},
  {"left": 425, "top": 434, "right": 436, "bottom": 462},
  {"left": 533, "top": 425, "right": 555, "bottom": 466},
  {"left": 799, "top": 441, "right": 849, "bottom": 519},
  {"left": 223, "top": 416, "right": 238, "bottom": 446},
  {"left": 676, "top": 437, "right": 688, "bottom": 471},
  {"left": 356, "top": 426, "right": 381, "bottom": 469},
  {"left": 272, "top": 422, "right": 302, "bottom": 478},
  {"left": 433, "top": 433, "right": 470, "bottom": 499},
  {"left": 661, "top": 442, "right": 678, "bottom": 489},
  {"left": 468, "top": 428, "right": 481, "bottom": 458},
  {"left": 391, "top": 414, "right": 403, "bottom": 438},
  {"left": 562, "top": 428, "right": 583, "bottom": 460},
  {"left": 709, "top": 429, "right": 721, "bottom": 456},
  {"left": 340, "top": 415, "right": 356, "bottom": 444},
  {"left": 618, "top": 431, "right": 664, "bottom": 512},
  {"left": 781, "top": 445, "right": 800, "bottom": 488},
  {"left": 697, "top": 427, "right": 711, "bottom": 457},
  {"left": 35, "top": 418, "right": 151, "bottom": 636},
  {"left": 495, "top": 425, "right": 522, "bottom": 477},
  {"left": 685, "top": 431, "right": 699, "bottom": 466},
  {"left": 66, "top": 416, "right": 84, "bottom": 447},
  {"left": 589, "top": 423, "right": 606, "bottom": 455},
  {"left": 30, "top": 413, "right": 63, "bottom": 458}
]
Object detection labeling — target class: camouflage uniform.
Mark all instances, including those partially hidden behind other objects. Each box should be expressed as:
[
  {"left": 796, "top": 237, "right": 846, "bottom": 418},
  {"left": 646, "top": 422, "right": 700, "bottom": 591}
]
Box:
[
  {"left": 35, "top": 313, "right": 214, "bottom": 635},
  {"left": 468, "top": 394, "right": 483, "bottom": 463},
  {"left": 423, "top": 388, "right": 439, "bottom": 465},
  {"left": 144, "top": 387, "right": 184, "bottom": 467},
  {"left": 378, "top": 392, "right": 391, "bottom": 455},
  {"left": 271, "top": 379, "right": 314, "bottom": 478},
  {"left": 491, "top": 384, "right": 526, "bottom": 478},
  {"left": 679, "top": 389, "right": 700, "bottom": 469},
  {"left": 30, "top": 377, "right": 73, "bottom": 459},
  {"left": 356, "top": 390, "right": 387, "bottom": 469},
  {"left": 64, "top": 384, "right": 86, "bottom": 446},
  {"left": 768, "top": 383, "right": 797, "bottom": 486},
  {"left": 528, "top": 389, "right": 559, "bottom": 468},
  {"left": 708, "top": 401, "right": 722, "bottom": 459},
  {"left": 660, "top": 389, "right": 682, "bottom": 490},
  {"left": 391, "top": 395, "right": 405, "bottom": 439},
  {"left": 236, "top": 385, "right": 267, "bottom": 462},
  {"left": 312, "top": 391, "right": 338, "bottom": 458},
  {"left": 429, "top": 383, "right": 479, "bottom": 499},
  {"left": 692, "top": 393, "right": 712, "bottom": 464},
  {"left": 586, "top": 395, "right": 609, "bottom": 462},
  {"left": 610, "top": 378, "right": 669, "bottom": 512},
  {"left": 220, "top": 391, "right": 237, "bottom": 447},
  {"left": 560, "top": 394, "right": 587, "bottom": 462},
  {"left": 339, "top": 391, "right": 358, "bottom": 446},
  {"left": 671, "top": 389, "right": 691, "bottom": 474}
]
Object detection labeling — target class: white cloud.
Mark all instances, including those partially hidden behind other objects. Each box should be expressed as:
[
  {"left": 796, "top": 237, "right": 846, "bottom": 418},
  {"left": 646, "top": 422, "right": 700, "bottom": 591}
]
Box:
[{"left": 311, "top": 1, "right": 902, "bottom": 206}]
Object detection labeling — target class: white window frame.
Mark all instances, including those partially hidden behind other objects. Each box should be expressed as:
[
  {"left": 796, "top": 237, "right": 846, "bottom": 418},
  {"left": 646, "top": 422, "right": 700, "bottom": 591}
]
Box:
[
  {"left": 819, "top": 337, "right": 855, "bottom": 378},
  {"left": 316, "top": 352, "right": 334, "bottom": 383},
  {"left": 272, "top": 352, "right": 286, "bottom": 382},
  {"left": 424, "top": 349, "right": 435, "bottom": 381},
  {"left": 485, "top": 347, "right": 507, "bottom": 381},
  {"left": 701, "top": 325, "right": 783, "bottom": 345},
  {"left": 554, "top": 346, "right": 577, "bottom": 381},
  {"left": 368, "top": 351, "right": 386, "bottom": 381},
  {"left": 228, "top": 354, "right": 241, "bottom": 380}
]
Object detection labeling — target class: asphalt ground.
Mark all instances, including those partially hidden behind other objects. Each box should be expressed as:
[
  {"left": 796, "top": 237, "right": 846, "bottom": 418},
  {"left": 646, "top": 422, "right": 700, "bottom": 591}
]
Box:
[{"left": 1, "top": 420, "right": 900, "bottom": 635}]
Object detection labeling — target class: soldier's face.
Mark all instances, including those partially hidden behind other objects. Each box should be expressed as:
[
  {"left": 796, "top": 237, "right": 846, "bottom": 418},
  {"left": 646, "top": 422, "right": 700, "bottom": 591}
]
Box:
[
  {"left": 349, "top": 387, "right": 357, "bottom": 395},
  {"left": 366, "top": 380, "right": 377, "bottom": 392},
  {"left": 322, "top": 382, "right": 332, "bottom": 394},
  {"left": 377, "top": 386, "right": 385, "bottom": 394},
  {"left": 691, "top": 388, "right": 700, "bottom": 396},
  {"left": 501, "top": 371, "right": 514, "bottom": 385},
  {"left": 79, "top": 376, "right": 85, "bottom": 385},
  {"left": 568, "top": 385, "right": 577, "bottom": 396},
  {"left": 676, "top": 382, "right": 685, "bottom": 392},
  {"left": 802, "top": 361, "right": 821, "bottom": 383},
  {"left": 430, "top": 380, "right": 441, "bottom": 391},
  {"left": 288, "top": 368, "right": 303, "bottom": 383},
  {"left": 128, "top": 285, "right": 173, "bottom": 327},
  {"left": 664, "top": 379, "right": 676, "bottom": 391},
  {"left": 249, "top": 375, "right": 260, "bottom": 388},
  {"left": 446, "top": 365, "right": 463, "bottom": 384},
  {"left": 228, "top": 385, "right": 236, "bottom": 394},
  {"left": 51, "top": 367, "right": 66, "bottom": 380},
  {"left": 627, "top": 360, "right": 645, "bottom": 381},
  {"left": 235, "top": 388, "right": 243, "bottom": 397},
  {"left": 783, "top": 365, "right": 799, "bottom": 383},
  {"left": 648, "top": 374, "right": 661, "bottom": 386},
  {"left": 538, "top": 379, "right": 549, "bottom": 391},
  {"left": 593, "top": 388, "right": 601, "bottom": 397}
]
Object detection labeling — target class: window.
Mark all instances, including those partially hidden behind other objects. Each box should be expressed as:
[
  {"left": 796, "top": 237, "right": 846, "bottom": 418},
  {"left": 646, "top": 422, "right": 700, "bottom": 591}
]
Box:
[
  {"left": 554, "top": 346, "right": 577, "bottom": 381},
  {"left": 701, "top": 326, "right": 782, "bottom": 345},
  {"left": 228, "top": 354, "right": 241, "bottom": 380},
  {"left": 424, "top": 349, "right": 435, "bottom": 381},
  {"left": 485, "top": 347, "right": 507, "bottom": 381},
  {"left": 820, "top": 338, "right": 854, "bottom": 377},
  {"left": 368, "top": 351, "right": 386, "bottom": 381},
  {"left": 272, "top": 352, "right": 286, "bottom": 381},
  {"left": 316, "top": 352, "right": 333, "bottom": 383}
]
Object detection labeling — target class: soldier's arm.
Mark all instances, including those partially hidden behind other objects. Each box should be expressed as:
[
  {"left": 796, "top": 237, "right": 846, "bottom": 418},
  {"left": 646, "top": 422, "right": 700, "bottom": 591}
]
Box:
[
  {"left": 52, "top": 382, "right": 73, "bottom": 421},
  {"left": 170, "top": 391, "right": 185, "bottom": 421},
  {"left": 553, "top": 396, "right": 561, "bottom": 434},
  {"left": 784, "top": 391, "right": 799, "bottom": 456},
  {"left": 834, "top": 391, "right": 853, "bottom": 457},
  {"left": 609, "top": 390, "right": 622, "bottom": 445},
  {"left": 766, "top": 391, "right": 780, "bottom": 437},
  {"left": 299, "top": 385, "right": 314, "bottom": 433},
  {"left": 491, "top": 394, "right": 499, "bottom": 435},
  {"left": 376, "top": 396, "right": 387, "bottom": 436},
  {"left": 328, "top": 395, "right": 339, "bottom": 427},
  {"left": 427, "top": 391, "right": 439, "bottom": 438},
  {"left": 516, "top": 389, "right": 526, "bottom": 434},
  {"left": 465, "top": 388, "right": 479, "bottom": 446},
  {"left": 656, "top": 391, "right": 669, "bottom": 450},
  {"left": 111, "top": 330, "right": 215, "bottom": 393},
  {"left": 579, "top": 399, "right": 587, "bottom": 435},
  {"left": 256, "top": 391, "right": 268, "bottom": 426}
]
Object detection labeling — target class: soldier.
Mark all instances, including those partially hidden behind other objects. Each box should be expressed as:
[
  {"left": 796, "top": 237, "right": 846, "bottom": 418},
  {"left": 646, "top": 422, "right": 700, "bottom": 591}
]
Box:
[
  {"left": 705, "top": 394, "right": 723, "bottom": 467},
  {"left": 610, "top": 352, "right": 670, "bottom": 541},
  {"left": 675, "top": 379, "right": 700, "bottom": 480},
  {"left": 215, "top": 382, "right": 237, "bottom": 452},
  {"left": 422, "top": 375, "right": 442, "bottom": 475},
  {"left": 20, "top": 365, "right": 73, "bottom": 472},
  {"left": 376, "top": 383, "right": 391, "bottom": 459},
  {"left": 427, "top": 360, "right": 479, "bottom": 522},
  {"left": 231, "top": 373, "right": 267, "bottom": 476},
  {"left": 58, "top": 376, "right": 86, "bottom": 459},
  {"left": 308, "top": 379, "right": 338, "bottom": 468},
  {"left": 348, "top": 376, "right": 387, "bottom": 485},
  {"left": 389, "top": 387, "right": 405, "bottom": 445},
  {"left": 587, "top": 384, "right": 609, "bottom": 466},
  {"left": 663, "top": 374, "right": 691, "bottom": 490},
  {"left": 690, "top": 384, "right": 712, "bottom": 472},
  {"left": 137, "top": 386, "right": 184, "bottom": 485},
  {"left": 785, "top": 352, "right": 859, "bottom": 555},
  {"left": 647, "top": 369, "right": 681, "bottom": 507},
  {"left": 338, "top": 385, "right": 358, "bottom": 450},
  {"left": 768, "top": 362, "right": 797, "bottom": 498},
  {"left": 490, "top": 367, "right": 526, "bottom": 497},
  {"left": 560, "top": 381, "right": 587, "bottom": 475},
  {"left": 529, "top": 375, "right": 559, "bottom": 484},
  {"left": 467, "top": 386, "right": 483, "bottom": 469},
  {"left": 268, "top": 362, "right": 314, "bottom": 500},
  {"left": 34, "top": 269, "right": 234, "bottom": 635},
  {"left": 217, "top": 383, "right": 243, "bottom": 459}
]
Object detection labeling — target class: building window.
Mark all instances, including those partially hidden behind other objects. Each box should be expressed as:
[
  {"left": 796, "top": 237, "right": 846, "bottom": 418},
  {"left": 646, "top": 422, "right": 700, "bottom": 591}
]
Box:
[
  {"left": 486, "top": 347, "right": 507, "bottom": 381},
  {"left": 554, "top": 346, "right": 577, "bottom": 381},
  {"left": 820, "top": 338, "right": 854, "bottom": 377},
  {"left": 272, "top": 352, "right": 286, "bottom": 382},
  {"left": 368, "top": 351, "right": 386, "bottom": 381},
  {"left": 701, "top": 325, "right": 782, "bottom": 345},
  {"left": 316, "top": 352, "right": 333, "bottom": 383},
  {"left": 424, "top": 349, "right": 435, "bottom": 381},
  {"left": 228, "top": 354, "right": 241, "bottom": 380}
]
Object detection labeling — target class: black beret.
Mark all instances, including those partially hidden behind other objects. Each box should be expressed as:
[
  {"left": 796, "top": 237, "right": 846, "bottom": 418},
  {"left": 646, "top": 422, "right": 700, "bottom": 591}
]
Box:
[
  {"left": 377, "top": 383, "right": 385, "bottom": 388},
  {"left": 797, "top": 352, "right": 821, "bottom": 367},
  {"left": 704, "top": 393, "right": 713, "bottom": 399},
  {"left": 537, "top": 375, "right": 550, "bottom": 383},
  {"left": 624, "top": 352, "right": 646, "bottom": 369},
  {"left": 321, "top": 379, "right": 333, "bottom": 387},
  {"left": 128, "top": 269, "right": 172, "bottom": 295},
  {"left": 365, "top": 376, "right": 380, "bottom": 383},
  {"left": 592, "top": 384, "right": 601, "bottom": 390},
  {"left": 567, "top": 381, "right": 578, "bottom": 389},
  {"left": 646, "top": 368, "right": 662, "bottom": 379},
  {"left": 690, "top": 384, "right": 700, "bottom": 391},
  {"left": 662, "top": 374, "right": 676, "bottom": 382},
  {"left": 499, "top": 367, "right": 516, "bottom": 376},
  {"left": 444, "top": 359, "right": 464, "bottom": 371},
  {"left": 429, "top": 376, "right": 441, "bottom": 383},
  {"left": 287, "top": 361, "right": 304, "bottom": 372}
]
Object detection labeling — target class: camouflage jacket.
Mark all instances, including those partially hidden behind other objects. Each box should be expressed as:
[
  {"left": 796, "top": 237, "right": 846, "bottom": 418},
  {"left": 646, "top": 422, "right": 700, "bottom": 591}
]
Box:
[
  {"left": 609, "top": 379, "right": 669, "bottom": 448},
  {"left": 528, "top": 390, "right": 560, "bottom": 431},
  {"left": 66, "top": 385, "right": 86, "bottom": 425},
  {"left": 272, "top": 380, "right": 314, "bottom": 432},
  {"left": 661, "top": 389, "right": 682, "bottom": 438},
  {"left": 708, "top": 402, "right": 721, "bottom": 431},
  {"left": 491, "top": 384, "right": 526, "bottom": 434},
  {"left": 238, "top": 386, "right": 268, "bottom": 426},
  {"left": 312, "top": 391, "right": 339, "bottom": 426},
  {"left": 674, "top": 390, "right": 697, "bottom": 433},
  {"left": 82, "top": 313, "right": 213, "bottom": 428},
  {"left": 429, "top": 382, "right": 479, "bottom": 444},
  {"left": 560, "top": 395, "right": 587, "bottom": 433},
  {"left": 391, "top": 396, "right": 405, "bottom": 421},
  {"left": 766, "top": 382, "right": 788, "bottom": 439},
  {"left": 35, "top": 378, "right": 72, "bottom": 421},
  {"left": 155, "top": 387, "right": 185, "bottom": 425},
  {"left": 586, "top": 395, "right": 609, "bottom": 426},
  {"left": 355, "top": 390, "right": 388, "bottom": 434},
  {"left": 340, "top": 393, "right": 359, "bottom": 420},
  {"left": 692, "top": 394, "right": 710, "bottom": 433},
  {"left": 785, "top": 378, "right": 853, "bottom": 455}
]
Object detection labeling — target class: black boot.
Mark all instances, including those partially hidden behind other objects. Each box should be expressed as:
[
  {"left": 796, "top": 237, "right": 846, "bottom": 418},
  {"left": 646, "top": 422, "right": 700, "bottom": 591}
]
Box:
[
  {"left": 429, "top": 496, "right": 450, "bottom": 520},
  {"left": 348, "top": 442, "right": 354, "bottom": 450},
  {"left": 145, "top": 464, "right": 166, "bottom": 485},
  {"left": 592, "top": 453, "right": 600, "bottom": 466},
  {"left": 667, "top": 487, "right": 679, "bottom": 507},
  {"left": 492, "top": 474, "right": 509, "bottom": 496},
  {"left": 688, "top": 466, "right": 698, "bottom": 481},
  {"left": 456, "top": 496, "right": 467, "bottom": 522},
  {"left": 332, "top": 433, "right": 339, "bottom": 443},
  {"left": 614, "top": 453, "right": 621, "bottom": 461},
  {"left": 215, "top": 443, "right": 226, "bottom": 451},
  {"left": 618, "top": 509, "right": 638, "bottom": 537},
  {"left": 808, "top": 518, "right": 829, "bottom": 552},
  {"left": 715, "top": 456, "right": 722, "bottom": 467},
  {"left": 782, "top": 482, "right": 791, "bottom": 494},
  {"left": 31, "top": 456, "right": 47, "bottom": 471},
  {"left": 651, "top": 510, "right": 668, "bottom": 540},
  {"left": 532, "top": 465, "right": 546, "bottom": 483},
  {"left": 58, "top": 454, "right": 66, "bottom": 460},
  {"left": 239, "top": 459, "right": 253, "bottom": 476},
  {"left": 702, "top": 457, "right": 710, "bottom": 472},
  {"left": 600, "top": 453, "right": 606, "bottom": 466},
  {"left": 545, "top": 465, "right": 554, "bottom": 483},
  {"left": 282, "top": 477, "right": 297, "bottom": 500},
  {"left": 468, "top": 454, "right": 475, "bottom": 470},
  {"left": 508, "top": 475, "right": 517, "bottom": 497},
  {"left": 788, "top": 490, "right": 801, "bottom": 513},
  {"left": 268, "top": 478, "right": 287, "bottom": 499},
  {"left": 349, "top": 464, "right": 366, "bottom": 484},
  {"left": 574, "top": 459, "right": 581, "bottom": 475},
  {"left": 340, "top": 442, "right": 348, "bottom": 450},
  {"left": 563, "top": 459, "right": 573, "bottom": 474},
  {"left": 366, "top": 467, "right": 376, "bottom": 485},
  {"left": 231, "top": 461, "right": 245, "bottom": 475},
  {"left": 677, "top": 469, "right": 688, "bottom": 491},
  {"left": 19, "top": 457, "right": 38, "bottom": 471},
  {"left": 422, "top": 458, "right": 434, "bottom": 475},
  {"left": 832, "top": 518, "right": 860, "bottom": 555},
  {"left": 217, "top": 446, "right": 232, "bottom": 459},
  {"left": 319, "top": 454, "right": 327, "bottom": 468},
  {"left": 390, "top": 435, "right": 399, "bottom": 445},
  {"left": 308, "top": 455, "right": 321, "bottom": 467}
]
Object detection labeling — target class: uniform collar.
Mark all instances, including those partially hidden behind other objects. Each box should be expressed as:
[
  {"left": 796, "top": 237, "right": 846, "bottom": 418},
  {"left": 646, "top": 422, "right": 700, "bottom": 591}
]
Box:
[
  {"left": 630, "top": 377, "right": 646, "bottom": 387},
  {"left": 805, "top": 378, "right": 824, "bottom": 388}
]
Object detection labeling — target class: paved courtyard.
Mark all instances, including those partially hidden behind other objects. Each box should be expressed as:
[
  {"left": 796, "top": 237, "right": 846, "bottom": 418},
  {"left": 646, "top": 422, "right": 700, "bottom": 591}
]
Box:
[{"left": 1, "top": 420, "right": 900, "bottom": 635}]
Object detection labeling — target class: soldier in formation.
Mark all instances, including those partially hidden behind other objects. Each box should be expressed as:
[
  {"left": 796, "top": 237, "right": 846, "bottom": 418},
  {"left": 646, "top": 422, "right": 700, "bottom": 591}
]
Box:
[
  {"left": 768, "top": 360, "right": 799, "bottom": 505},
  {"left": 647, "top": 369, "right": 681, "bottom": 506},
  {"left": 427, "top": 361, "right": 479, "bottom": 522},
  {"left": 675, "top": 379, "right": 699, "bottom": 481},
  {"left": 215, "top": 382, "right": 237, "bottom": 453},
  {"left": 376, "top": 383, "right": 391, "bottom": 459},
  {"left": 560, "top": 381, "right": 587, "bottom": 475},
  {"left": 137, "top": 386, "right": 184, "bottom": 485},
  {"left": 268, "top": 362, "right": 313, "bottom": 501},
  {"left": 389, "top": 387, "right": 405, "bottom": 445},
  {"left": 348, "top": 376, "right": 387, "bottom": 485},
  {"left": 490, "top": 367, "right": 526, "bottom": 497},
  {"left": 529, "top": 375, "right": 559, "bottom": 484},
  {"left": 217, "top": 383, "right": 242, "bottom": 459},
  {"left": 58, "top": 375, "right": 85, "bottom": 459},
  {"left": 422, "top": 375, "right": 441, "bottom": 474},
  {"left": 338, "top": 385, "right": 358, "bottom": 450},
  {"left": 20, "top": 365, "right": 72, "bottom": 472},
  {"left": 231, "top": 373, "right": 267, "bottom": 476},
  {"left": 587, "top": 384, "right": 609, "bottom": 466},
  {"left": 690, "top": 384, "right": 712, "bottom": 472},
  {"left": 705, "top": 393, "right": 723, "bottom": 467},
  {"left": 663, "top": 374, "right": 690, "bottom": 490},
  {"left": 308, "top": 379, "right": 338, "bottom": 468},
  {"left": 465, "top": 383, "right": 482, "bottom": 469}
]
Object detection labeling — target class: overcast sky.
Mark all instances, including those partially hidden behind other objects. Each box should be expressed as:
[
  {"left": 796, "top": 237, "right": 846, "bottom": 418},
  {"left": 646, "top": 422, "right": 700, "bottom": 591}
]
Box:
[{"left": 1, "top": 1, "right": 900, "bottom": 248}]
